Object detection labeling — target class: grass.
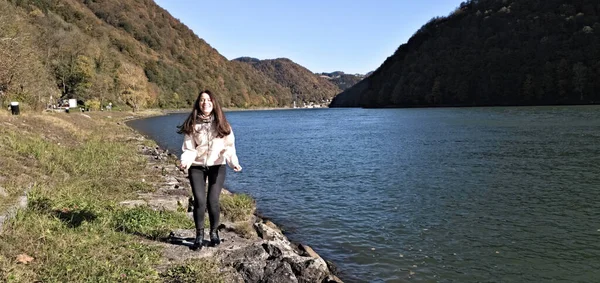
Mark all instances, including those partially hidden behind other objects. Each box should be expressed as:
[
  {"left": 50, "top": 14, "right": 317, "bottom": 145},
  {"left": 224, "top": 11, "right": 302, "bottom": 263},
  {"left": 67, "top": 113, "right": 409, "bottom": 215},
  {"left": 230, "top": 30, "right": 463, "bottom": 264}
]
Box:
[
  {"left": 113, "top": 206, "right": 194, "bottom": 240},
  {"left": 161, "top": 259, "right": 223, "bottom": 283},
  {"left": 232, "top": 221, "right": 257, "bottom": 239},
  {"left": 219, "top": 193, "right": 255, "bottom": 222},
  {"left": 0, "top": 110, "right": 204, "bottom": 282}
]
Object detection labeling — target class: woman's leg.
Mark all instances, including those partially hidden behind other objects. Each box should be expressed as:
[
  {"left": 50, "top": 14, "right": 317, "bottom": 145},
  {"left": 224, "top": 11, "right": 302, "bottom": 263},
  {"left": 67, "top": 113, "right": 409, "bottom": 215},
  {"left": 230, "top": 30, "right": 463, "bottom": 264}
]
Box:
[
  {"left": 188, "top": 166, "right": 207, "bottom": 243},
  {"left": 206, "top": 165, "right": 226, "bottom": 245}
]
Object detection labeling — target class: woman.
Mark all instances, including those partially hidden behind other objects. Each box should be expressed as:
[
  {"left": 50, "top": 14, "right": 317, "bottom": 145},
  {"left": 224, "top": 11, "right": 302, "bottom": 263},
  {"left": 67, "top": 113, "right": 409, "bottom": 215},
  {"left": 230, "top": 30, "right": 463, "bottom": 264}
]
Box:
[{"left": 178, "top": 90, "right": 242, "bottom": 250}]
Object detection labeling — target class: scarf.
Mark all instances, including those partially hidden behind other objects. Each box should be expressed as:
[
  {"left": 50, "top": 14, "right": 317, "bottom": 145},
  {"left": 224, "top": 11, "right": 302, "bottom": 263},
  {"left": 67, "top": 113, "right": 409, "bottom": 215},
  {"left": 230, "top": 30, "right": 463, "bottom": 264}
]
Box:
[{"left": 197, "top": 113, "right": 214, "bottom": 124}]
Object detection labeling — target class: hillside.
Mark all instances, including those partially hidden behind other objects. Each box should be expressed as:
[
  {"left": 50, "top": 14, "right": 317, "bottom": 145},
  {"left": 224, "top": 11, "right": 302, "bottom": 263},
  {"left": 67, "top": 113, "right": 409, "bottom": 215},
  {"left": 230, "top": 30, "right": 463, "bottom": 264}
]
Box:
[
  {"left": 330, "top": 0, "right": 600, "bottom": 108},
  {"left": 1, "top": 0, "right": 341, "bottom": 111},
  {"left": 234, "top": 57, "right": 341, "bottom": 103},
  {"left": 318, "top": 71, "right": 366, "bottom": 91}
]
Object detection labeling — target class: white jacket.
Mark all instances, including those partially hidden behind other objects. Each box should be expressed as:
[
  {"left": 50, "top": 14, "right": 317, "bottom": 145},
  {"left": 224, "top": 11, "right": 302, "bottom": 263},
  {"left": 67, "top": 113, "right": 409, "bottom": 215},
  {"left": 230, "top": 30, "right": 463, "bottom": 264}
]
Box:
[{"left": 180, "top": 122, "right": 240, "bottom": 170}]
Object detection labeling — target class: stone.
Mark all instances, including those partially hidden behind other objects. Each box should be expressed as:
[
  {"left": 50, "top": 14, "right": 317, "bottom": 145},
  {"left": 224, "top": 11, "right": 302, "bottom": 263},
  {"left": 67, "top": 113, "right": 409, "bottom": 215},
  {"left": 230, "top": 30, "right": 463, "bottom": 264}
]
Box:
[
  {"left": 286, "top": 255, "right": 329, "bottom": 283},
  {"left": 16, "top": 254, "right": 34, "bottom": 264},
  {"left": 263, "top": 261, "right": 298, "bottom": 283},
  {"left": 263, "top": 240, "right": 296, "bottom": 258},
  {"left": 324, "top": 275, "right": 344, "bottom": 283},
  {"left": 147, "top": 195, "right": 189, "bottom": 211},
  {"left": 17, "top": 195, "right": 27, "bottom": 211},
  {"left": 223, "top": 243, "right": 269, "bottom": 282},
  {"left": 222, "top": 270, "right": 245, "bottom": 283},
  {"left": 174, "top": 176, "right": 189, "bottom": 184},
  {"left": 0, "top": 187, "right": 7, "bottom": 197},
  {"left": 164, "top": 176, "right": 179, "bottom": 186},
  {"left": 170, "top": 229, "right": 195, "bottom": 239},
  {"left": 160, "top": 187, "right": 189, "bottom": 197},
  {"left": 0, "top": 195, "right": 28, "bottom": 233},
  {"left": 255, "top": 222, "right": 287, "bottom": 242},
  {"left": 299, "top": 244, "right": 321, "bottom": 260},
  {"left": 265, "top": 220, "right": 279, "bottom": 230},
  {"left": 262, "top": 242, "right": 283, "bottom": 258},
  {"left": 119, "top": 200, "right": 147, "bottom": 208}
]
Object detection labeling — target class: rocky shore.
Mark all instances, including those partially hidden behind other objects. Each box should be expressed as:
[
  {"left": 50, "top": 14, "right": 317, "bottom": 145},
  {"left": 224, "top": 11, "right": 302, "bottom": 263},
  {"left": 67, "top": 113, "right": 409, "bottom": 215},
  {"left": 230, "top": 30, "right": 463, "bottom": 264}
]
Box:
[{"left": 123, "top": 138, "right": 343, "bottom": 283}]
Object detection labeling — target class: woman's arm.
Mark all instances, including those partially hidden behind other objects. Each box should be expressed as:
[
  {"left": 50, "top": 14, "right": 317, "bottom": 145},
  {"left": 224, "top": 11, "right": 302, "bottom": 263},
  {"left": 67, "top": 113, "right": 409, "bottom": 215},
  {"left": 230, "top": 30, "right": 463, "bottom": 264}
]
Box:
[
  {"left": 223, "top": 129, "right": 242, "bottom": 172},
  {"left": 180, "top": 133, "right": 197, "bottom": 169}
]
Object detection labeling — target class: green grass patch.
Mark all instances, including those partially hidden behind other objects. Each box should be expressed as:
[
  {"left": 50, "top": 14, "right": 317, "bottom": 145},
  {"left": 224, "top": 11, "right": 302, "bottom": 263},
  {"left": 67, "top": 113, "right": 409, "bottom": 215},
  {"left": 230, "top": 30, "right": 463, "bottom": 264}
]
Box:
[
  {"left": 161, "top": 259, "right": 223, "bottom": 283},
  {"left": 219, "top": 194, "right": 255, "bottom": 222},
  {"left": 0, "top": 204, "right": 163, "bottom": 282},
  {"left": 113, "top": 206, "right": 194, "bottom": 240},
  {"left": 0, "top": 113, "right": 207, "bottom": 281}
]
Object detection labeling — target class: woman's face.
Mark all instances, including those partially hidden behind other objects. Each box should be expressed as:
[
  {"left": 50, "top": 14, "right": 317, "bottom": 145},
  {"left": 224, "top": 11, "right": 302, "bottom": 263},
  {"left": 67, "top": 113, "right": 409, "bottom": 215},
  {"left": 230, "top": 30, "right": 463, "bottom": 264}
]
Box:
[{"left": 199, "top": 93, "right": 213, "bottom": 115}]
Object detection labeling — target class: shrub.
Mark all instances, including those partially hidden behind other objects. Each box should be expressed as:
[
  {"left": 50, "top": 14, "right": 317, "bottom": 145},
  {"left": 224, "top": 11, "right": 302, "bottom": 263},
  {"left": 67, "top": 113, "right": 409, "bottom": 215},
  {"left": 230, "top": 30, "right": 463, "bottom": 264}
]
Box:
[{"left": 219, "top": 194, "right": 255, "bottom": 222}]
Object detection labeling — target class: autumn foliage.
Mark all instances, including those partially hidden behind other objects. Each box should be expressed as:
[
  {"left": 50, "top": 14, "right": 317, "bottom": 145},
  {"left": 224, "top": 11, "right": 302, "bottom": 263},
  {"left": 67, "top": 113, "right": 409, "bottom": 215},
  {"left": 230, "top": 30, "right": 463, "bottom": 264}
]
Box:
[{"left": 2, "top": 0, "right": 342, "bottom": 111}]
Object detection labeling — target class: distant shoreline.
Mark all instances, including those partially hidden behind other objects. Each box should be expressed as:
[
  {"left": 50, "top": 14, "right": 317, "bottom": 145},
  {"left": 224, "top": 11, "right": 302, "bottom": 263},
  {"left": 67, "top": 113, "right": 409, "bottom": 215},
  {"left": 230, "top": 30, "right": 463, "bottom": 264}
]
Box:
[
  {"left": 163, "top": 106, "right": 329, "bottom": 114},
  {"left": 125, "top": 106, "right": 324, "bottom": 124}
]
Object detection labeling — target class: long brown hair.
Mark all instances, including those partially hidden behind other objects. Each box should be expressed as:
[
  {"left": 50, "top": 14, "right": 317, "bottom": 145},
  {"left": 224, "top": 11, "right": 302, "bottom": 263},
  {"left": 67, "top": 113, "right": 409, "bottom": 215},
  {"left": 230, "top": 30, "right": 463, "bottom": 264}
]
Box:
[{"left": 177, "top": 90, "right": 231, "bottom": 138}]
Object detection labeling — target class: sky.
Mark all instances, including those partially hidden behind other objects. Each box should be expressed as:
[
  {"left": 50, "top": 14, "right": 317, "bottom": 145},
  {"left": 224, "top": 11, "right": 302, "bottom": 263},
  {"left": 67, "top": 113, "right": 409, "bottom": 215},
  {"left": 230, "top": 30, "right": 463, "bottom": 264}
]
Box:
[{"left": 154, "top": 0, "right": 465, "bottom": 75}]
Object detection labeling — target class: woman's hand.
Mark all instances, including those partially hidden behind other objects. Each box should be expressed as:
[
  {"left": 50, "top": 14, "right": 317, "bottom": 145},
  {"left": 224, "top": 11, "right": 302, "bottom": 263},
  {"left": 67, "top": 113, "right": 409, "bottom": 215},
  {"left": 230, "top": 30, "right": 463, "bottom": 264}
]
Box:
[
  {"left": 179, "top": 160, "right": 189, "bottom": 171},
  {"left": 232, "top": 164, "right": 242, "bottom": 172}
]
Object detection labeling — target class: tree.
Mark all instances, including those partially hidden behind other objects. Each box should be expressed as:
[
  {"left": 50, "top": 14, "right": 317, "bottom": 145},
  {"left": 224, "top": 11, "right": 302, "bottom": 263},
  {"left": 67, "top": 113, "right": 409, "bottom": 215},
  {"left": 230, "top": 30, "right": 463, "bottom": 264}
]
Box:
[
  {"left": 117, "top": 62, "right": 152, "bottom": 112},
  {"left": 172, "top": 92, "right": 180, "bottom": 109},
  {"left": 0, "top": 2, "right": 58, "bottom": 110},
  {"left": 521, "top": 74, "right": 534, "bottom": 102},
  {"left": 557, "top": 59, "right": 571, "bottom": 102},
  {"left": 572, "top": 62, "right": 588, "bottom": 101},
  {"left": 84, "top": 98, "right": 101, "bottom": 110},
  {"left": 431, "top": 77, "right": 442, "bottom": 105},
  {"left": 72, "top": 55, "right": 95, "bottom": 97},
  {"left": 542, "top": 62, "right": 556, "bottom": 103}
]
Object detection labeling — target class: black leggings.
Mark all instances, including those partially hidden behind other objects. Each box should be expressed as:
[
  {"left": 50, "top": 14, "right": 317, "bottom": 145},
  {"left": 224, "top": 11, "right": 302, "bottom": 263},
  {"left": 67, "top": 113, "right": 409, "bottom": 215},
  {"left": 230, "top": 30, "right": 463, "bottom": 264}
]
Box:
[{"left": 188, "top": 165, "right": 226, "bottom": 232}]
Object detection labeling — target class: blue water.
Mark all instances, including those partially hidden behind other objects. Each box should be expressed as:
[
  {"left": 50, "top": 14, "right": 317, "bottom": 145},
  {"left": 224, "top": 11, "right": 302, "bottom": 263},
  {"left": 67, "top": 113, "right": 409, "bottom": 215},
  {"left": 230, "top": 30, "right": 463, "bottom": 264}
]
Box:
[{"left": 128, "top": 106, "right": 600, "bottom": 282}]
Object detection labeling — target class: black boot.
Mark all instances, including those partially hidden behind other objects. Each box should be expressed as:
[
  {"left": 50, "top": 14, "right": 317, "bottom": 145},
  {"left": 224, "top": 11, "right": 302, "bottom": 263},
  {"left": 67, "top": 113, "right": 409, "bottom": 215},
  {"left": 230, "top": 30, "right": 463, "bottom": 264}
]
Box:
[
  {"left": 209, "top": 229, "right": 220, "bottom": 247},
  {"left": 192, "top": 229, "right": 204, "bottom": 250}
]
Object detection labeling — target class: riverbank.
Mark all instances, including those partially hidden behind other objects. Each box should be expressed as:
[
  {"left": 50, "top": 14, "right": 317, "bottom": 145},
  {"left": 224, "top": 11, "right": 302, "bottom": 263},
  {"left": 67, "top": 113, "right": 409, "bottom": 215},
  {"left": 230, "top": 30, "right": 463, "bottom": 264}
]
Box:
[
  {"left": 162, "top": 105, "right": 328, "bottom": 114},
  {"left": 0, "top": 110, "right": 341, "bottom": 282}
]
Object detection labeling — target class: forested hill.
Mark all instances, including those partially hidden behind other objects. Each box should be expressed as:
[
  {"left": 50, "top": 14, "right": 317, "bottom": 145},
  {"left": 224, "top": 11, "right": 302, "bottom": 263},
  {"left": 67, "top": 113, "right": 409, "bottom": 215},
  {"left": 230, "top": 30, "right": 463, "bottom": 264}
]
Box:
[
  {"left": 0, "top": 0, "right": 337, "bottom": 111},
  {"left": 330, "top": 0, "right": 600, "bottom": 108},
  {"left": 318, "top": 71, "right": 366, "bottom": 91},
  {"left": 234, "top": 57, "right": 341, "bottom": 103}
]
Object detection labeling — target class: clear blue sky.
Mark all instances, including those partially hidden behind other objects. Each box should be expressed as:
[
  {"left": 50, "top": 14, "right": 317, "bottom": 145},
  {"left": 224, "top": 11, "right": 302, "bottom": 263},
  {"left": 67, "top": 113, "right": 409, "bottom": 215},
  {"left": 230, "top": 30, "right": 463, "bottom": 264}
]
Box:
[{"left": 154, "top": 0, "right": 464, "bottom": 75}]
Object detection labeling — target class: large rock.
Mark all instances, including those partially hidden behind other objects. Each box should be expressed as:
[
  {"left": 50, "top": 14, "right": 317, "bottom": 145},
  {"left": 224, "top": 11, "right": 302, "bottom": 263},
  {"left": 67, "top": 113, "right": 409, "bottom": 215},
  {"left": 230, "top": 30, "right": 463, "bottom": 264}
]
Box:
[
  {"left": 224, "top": 243, "right": 269, "bottom": 282},
  {"left": 285, "top": 255, "right": 329, "bottom": 283},
  {"left": 254, "top": 222, "right": 287, "bottom": 242},
  {"left": 263, "top": 261, "right": 298, "bottom": 283},
  {"left": 220, "top": 238, "right": 330, "bottom": 283}
]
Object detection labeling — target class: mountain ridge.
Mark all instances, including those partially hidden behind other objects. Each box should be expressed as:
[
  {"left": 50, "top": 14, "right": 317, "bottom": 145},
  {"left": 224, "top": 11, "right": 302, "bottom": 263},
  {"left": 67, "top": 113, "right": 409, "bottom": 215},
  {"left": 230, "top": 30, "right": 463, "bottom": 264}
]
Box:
[
  {"left": 233, "top": 57, "right": 341, "bottom": 103},
  {"left": 0, "top": 0, "right": 350, "bottom": 110},
  {"left": 330, "top": 0, "right": 600, "bottom": 108}
]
